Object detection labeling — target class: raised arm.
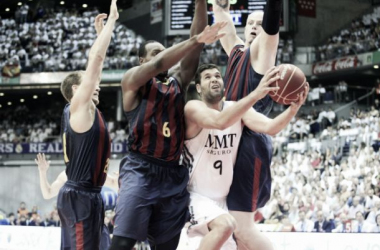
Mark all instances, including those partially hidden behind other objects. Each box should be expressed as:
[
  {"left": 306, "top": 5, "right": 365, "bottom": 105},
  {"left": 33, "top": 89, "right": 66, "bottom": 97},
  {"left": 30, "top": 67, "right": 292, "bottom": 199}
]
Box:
[
  {"left": 212, "top": 0, "right": 244, "bottom": 56},
  {"left": 185, "top": 67, "right": 280, "bottom": 138},
  {"left": 121, "top": 22, "right": 226, "bottom": 112},
  {"left": 251, "top": 0, "right": 281, "bottom": 74},
  {"left": 70, "top": 0, "right": 118, "bottom": 129},
  {"left": 35, "top": 153, "right": 67, "bottom": 199},
  {"left": 242, "top": 84, "right": 309, "bottom": 135},
  {"left": 174, "top": 0, "right": 208, "bottom": 89}
]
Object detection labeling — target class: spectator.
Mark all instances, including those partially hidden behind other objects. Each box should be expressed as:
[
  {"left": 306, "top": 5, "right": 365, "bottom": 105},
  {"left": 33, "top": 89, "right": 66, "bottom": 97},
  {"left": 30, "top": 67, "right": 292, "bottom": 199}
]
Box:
[
  {"left": 313, "top": 211, "right": 335, "bottom": 232},
  {"left": 351, "top": 211, "right": 372, "bottom": 233},
  {"left": 294, "top": 210, "right": 314, "bottom": 232}
]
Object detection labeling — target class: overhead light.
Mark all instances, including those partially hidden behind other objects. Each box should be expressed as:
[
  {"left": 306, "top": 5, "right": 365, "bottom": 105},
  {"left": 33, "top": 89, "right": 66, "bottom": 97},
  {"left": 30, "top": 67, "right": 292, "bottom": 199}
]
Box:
[
  {"left": 374, "top": 65, "right": 379, "bottom": 69},
  {"left": 60, "top": 1, "right": 65, "bottom": 5},
  {"left": 7, "top": 102, "right": 12, "bottom": 106},
  {"left": 0, "top": 93, "right": 4, "bottom": 96},
  {"left": 18, "top": 2, "right": 22, "bottom": 6},
  {"left": 5, "top": 8, "right": 10, "bottom": 12},
  {"left": 47, "top": 91, "right": 52, "bottom": 95},
  {"left": 33, "top": 95, "right": 38, "bottom": 99},
  {"left": 82, "top": 3, "right": 88, "bottom": 8},
  {"left": 0, "top": 104, "right": 2, "bottom": 108},
  {"left": 20, "top": 99, "right": 25, "bottom": 103}
]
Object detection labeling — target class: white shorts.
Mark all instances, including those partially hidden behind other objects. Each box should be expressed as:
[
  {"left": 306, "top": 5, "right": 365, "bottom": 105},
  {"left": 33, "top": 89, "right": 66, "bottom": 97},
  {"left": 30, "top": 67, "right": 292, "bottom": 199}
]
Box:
[{"left": 177, "top": 192, "right": 237, "bottom": 250}]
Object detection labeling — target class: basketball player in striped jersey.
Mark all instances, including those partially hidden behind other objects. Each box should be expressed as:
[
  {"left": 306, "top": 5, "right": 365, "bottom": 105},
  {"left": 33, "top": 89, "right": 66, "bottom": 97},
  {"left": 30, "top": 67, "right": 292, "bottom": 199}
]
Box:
[
  {"left": 35, "top": 153, "right": 118, "bottom": 250},
  {"left": 213, "top": 0, "right": 284, "bottom": 249},
  {"left": 110, "top": 1, "right": 226, "bottom": 249},
  {"left": 180, "top": 64, "right": 307, "bottom": 250},
  {"left": 57, "top": 1, "right": 117, "bottom": 249}
]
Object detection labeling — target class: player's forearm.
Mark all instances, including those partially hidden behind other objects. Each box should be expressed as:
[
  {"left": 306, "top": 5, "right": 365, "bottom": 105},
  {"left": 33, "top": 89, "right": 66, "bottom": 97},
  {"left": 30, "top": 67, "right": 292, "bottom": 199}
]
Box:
[
  {"left": 265, "top": 106, "right": 297, "bottom": 135},
  {"left": 89, "top": 18, "right": 117, "bottom": 63},
  {"left": 214, "top": 91, "right": 259, "bottom": 130},
  {"left": 263, "top": 0, "right": 282, "bottom": 36},
  {"left": 38, "top": 171, "right": 54, "bottom": 199},
  {"left": 154, "top": 36, "right": 203, "bottom": 73},
  {"left": 192, "top": 0, "right": 207, "bottom": 36},
  {"left": 213, "top": 1, "right": 234, "bottom": 33},
  {"left": 178, "top": 0, "right": 207, "bottom": 88}
]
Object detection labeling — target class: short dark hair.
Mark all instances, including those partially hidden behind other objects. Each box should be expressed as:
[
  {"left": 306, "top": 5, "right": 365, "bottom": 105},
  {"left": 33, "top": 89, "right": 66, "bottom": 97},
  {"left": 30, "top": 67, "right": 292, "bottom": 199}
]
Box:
[
  {"left": 194, "top": 64, "right": 220, "bottom": 85},
  {"left": 61, "top": 72, "right": 82, "bottom": 102},
  {"left": 138, "top": 40, "right": 158, "bottom": 58}
]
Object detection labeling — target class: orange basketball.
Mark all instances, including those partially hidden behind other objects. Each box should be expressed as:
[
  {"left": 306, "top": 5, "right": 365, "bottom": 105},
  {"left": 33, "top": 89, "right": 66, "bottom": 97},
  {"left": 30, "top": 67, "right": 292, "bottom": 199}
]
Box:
[{"left": 269, "top": 64, "right": 307, "bottom": 105}]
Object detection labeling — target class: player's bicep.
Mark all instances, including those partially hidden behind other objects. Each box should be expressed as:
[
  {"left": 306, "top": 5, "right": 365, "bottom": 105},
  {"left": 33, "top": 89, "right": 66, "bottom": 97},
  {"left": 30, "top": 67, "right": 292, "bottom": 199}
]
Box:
[
  {"left": 251, "top": 33, "right": 279, "bottom": 74},
  {"left": 220, "top": 33, "right": 244, "bottom": 57},
  {"left": 185, "top": 101, "right": 219, "bottom": 129},
  {"left": 242, "top": 108, "right": 271, "bottom": 133},
  {"left": 121, "top": 64, "right": 157, "bottom": 92}
]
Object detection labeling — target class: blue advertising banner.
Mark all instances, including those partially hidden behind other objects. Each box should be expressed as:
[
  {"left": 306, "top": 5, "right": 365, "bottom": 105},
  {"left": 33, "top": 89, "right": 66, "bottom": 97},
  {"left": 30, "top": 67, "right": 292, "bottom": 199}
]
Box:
[{"left": 0, "top": 143, "right": 128, "bottom": 154}]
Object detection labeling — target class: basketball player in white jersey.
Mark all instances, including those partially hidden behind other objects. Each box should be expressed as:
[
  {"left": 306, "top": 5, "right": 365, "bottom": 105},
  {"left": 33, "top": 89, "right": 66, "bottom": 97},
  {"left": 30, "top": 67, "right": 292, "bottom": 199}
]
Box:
[{"left": 180, "top": 64, "right": 307, "bottom": 250}]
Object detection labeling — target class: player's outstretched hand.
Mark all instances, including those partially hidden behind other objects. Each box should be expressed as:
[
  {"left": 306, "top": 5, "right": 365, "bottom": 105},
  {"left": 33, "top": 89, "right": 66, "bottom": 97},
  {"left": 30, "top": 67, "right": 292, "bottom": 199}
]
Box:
[
  {"left": 252, "top": 66, "right": 280, "bottom": 101},
  {"left": 290, "top": 82, "right": 309, "bottom": 112},
  {"left": 197, "top": 22, "right": 228, "bottom": 45},
  {"left": 94, "top": 14, "right": 107, "bottom": 36},
  {"left": 109, "top": 0, "right": 119, "bottom": 20},
  {"left": 35, "top": 153, "right": 50, "bottom": 173}
]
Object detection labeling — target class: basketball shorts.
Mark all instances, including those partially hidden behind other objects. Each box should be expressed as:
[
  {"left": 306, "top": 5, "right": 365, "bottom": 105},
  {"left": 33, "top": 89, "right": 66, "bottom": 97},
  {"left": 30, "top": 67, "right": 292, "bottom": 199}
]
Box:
[
  {"left": 113, "top": 152, "right": 190, "bottom": 245},
  {"left": 227, "top": 127, "right": 273, "bottom": 212},
  {"left": 58, "top": 181, "right": 104, "bottom": 250},
  {"left": 179, "top": 192, "right": 236, "bottom": 250}
]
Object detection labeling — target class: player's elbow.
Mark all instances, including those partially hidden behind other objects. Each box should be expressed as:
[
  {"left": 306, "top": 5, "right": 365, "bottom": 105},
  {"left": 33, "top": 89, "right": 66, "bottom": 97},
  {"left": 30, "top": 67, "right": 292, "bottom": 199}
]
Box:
[
  {"left": 214, "top": 121, "right": 228, "bottom": 130},
  {"left": 42, "top": 193, "right": 52, "bottom": 200},
  {"left": 89, "top": 50, "right": 105, "bottom": 63},
  {"left": 262, "top": 126, "right": 278, "bottom": 136},
  {"left": 153, "top": 58, "right": 164, "bottom": 72}
]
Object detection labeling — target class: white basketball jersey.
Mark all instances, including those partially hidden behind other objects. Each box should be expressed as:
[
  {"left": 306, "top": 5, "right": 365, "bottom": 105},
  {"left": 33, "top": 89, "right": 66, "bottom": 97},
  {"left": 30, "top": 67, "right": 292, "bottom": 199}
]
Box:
[{"left": 183, "top": 101, "right": 243, "bottom": 200}]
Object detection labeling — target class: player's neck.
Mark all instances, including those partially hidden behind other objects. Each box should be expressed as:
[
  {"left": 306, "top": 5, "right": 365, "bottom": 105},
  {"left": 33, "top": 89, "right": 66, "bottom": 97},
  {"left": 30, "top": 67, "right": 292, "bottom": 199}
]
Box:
[{"left": 205, "top": 100, "right": 223, "bottom": 111}]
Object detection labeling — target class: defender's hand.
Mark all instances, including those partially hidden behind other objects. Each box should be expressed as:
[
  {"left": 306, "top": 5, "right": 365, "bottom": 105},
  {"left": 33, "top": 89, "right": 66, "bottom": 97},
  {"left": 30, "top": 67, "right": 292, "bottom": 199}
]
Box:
[
  {"left": 290, "top": 82, "right": 309, "bottom": 112},
  {"left": 197, "top": 22, "right": 227, "bottom": 45},
  {"left": 252, "top": 66, "right": 280, "bottom": 100},
  {"left": 35, "top": 153, "right": 50, "bottom": 173},
  {"left": 94, "top": 14, "right": 107, "bottom": 36}
]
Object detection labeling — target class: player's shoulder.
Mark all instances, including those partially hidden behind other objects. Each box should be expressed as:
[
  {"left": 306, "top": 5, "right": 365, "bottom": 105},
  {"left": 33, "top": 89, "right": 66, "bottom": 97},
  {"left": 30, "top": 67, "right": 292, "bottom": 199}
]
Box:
[{"left": 185, "top": 100, "right": 205, "bottom": 109}]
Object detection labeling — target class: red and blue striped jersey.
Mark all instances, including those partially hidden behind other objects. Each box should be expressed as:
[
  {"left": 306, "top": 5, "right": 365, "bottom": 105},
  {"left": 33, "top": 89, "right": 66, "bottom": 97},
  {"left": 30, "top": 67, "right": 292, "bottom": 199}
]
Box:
[
  {"left": 224, "top": 45, "right": 273, "bottom": 115},
  {"left": 61, "top": 104, "right": 111, "bottom": 187},
  {"left": 126, "top": 77, "right": 186, "bottom": 163}
]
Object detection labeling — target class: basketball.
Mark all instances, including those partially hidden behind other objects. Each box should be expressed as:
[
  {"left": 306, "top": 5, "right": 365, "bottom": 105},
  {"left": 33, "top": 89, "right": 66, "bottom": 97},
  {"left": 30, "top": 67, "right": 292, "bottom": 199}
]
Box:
[{"left": 269, "top": 64, "right": 307, "bottom": 105}]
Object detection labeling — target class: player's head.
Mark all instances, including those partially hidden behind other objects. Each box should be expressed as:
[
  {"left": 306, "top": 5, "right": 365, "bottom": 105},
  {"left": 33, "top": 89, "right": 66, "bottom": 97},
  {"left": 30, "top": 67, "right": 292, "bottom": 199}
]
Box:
[
  {"left": 194, "top": 64, "right": 224, "bottom": 104},
  {"left": 139, "top": 40, "right": 168, "bottom": 80},
  {"left": 244, "top": 10, "right": 264, "bottom": 45},
  {"left": 61, "top": 71, "right": 101, "bottom": 105}
]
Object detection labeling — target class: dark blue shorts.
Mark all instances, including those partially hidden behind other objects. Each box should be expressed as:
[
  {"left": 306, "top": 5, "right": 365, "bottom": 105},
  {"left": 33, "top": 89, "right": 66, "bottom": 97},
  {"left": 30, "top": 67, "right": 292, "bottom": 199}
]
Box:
[
  {"left": 113, "top": 152, "right": 190, "bottom": 245},
  {"left": 227, "top": 127, "right": 273, "bottom": 212},
  {"left": 58, "top": 182, "right": 104, "bottom": 250}
]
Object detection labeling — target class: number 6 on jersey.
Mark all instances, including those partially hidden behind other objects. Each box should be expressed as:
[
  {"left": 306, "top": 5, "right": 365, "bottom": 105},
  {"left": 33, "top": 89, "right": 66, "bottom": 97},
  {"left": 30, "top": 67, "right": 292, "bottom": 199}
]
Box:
[{"left": 163, "top": 122, "right": 171, "bottom": 137}]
